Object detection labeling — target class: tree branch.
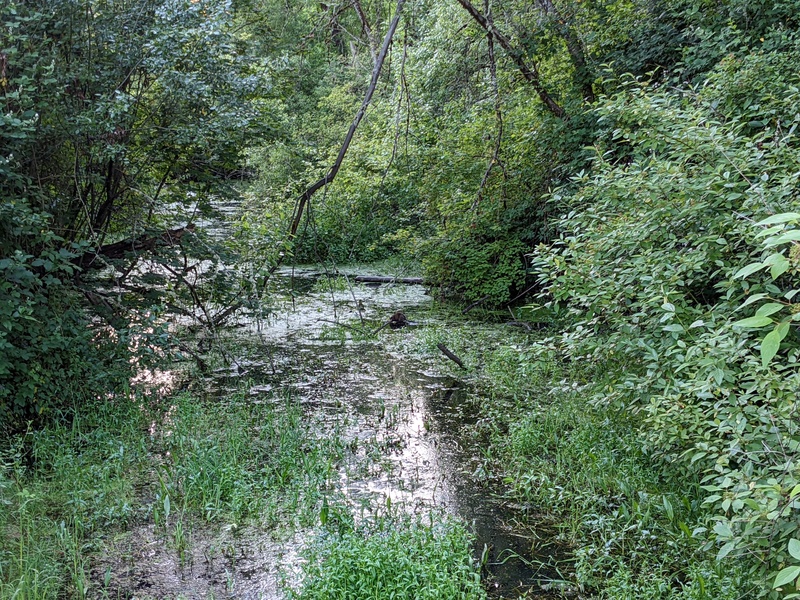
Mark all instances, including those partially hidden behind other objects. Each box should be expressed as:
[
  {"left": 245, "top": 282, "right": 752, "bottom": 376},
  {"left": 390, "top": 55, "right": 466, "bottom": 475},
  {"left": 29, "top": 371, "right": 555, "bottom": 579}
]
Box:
[
  {"left": 472, "top": 27, "right": 504, "bottom": 212},
  {"left": 267, "top": 0, "right": 406, "bottom": 278},
  {"left": 76, "top": 224, "right": 196, "bottom": 269},
  {"left": 353, "top": 0, "right": 378, "bottom": 64},
  {"left": 455, "top": 0, "right": 566, "bottom": 119}
]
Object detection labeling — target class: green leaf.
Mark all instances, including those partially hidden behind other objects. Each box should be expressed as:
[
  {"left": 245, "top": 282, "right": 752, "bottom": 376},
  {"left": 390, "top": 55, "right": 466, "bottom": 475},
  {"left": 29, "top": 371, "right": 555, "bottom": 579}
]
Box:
[
  {"left": 789, "top": 539, "right": 800, "bottom": 561},
  {"left": 755, "top": 303, "right": 785, "bottom": 317},
  {"left": 736, "top": 293, "right": 768, "bottom": 311},
  {"left": 758, "top": 213, "right": 800, "bottom": 226},
  {"left": 761, "top": 327, "right": 783, "bottom": 367},
  {"left": 756, "top": 225, "right": 787, "bottom": 239},
  {"left": 767, "top": 230, "right": 800, "bottom": 246},
  {"left": 732, "top": 315, "right": 773, "bottom": 328},
  {"left": 713, "top": 521, "right": 733, "bottom": 538},
  {"left": 663, "top": 324, "right": 684, "bottom": 332},
  {"left": 771, "top": 256, "right": 791, "bottom": 279},
  {"left": 717, "top": 541, "right": 737, "bottom": 560},
  {"left": 733, "top": 262, "right": 767, "bottom": 279},
  {"left": 163, "top": 495, "right": 170, "bottom": 521},
  {"left": 773, "top": 566, "right": 800, "bottom": 588}
]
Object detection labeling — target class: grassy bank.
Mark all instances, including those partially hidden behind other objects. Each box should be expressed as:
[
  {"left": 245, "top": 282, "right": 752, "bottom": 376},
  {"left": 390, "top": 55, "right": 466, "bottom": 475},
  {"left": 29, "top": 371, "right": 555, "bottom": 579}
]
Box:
[
  {"left": 0, "top": 389, "right": 336, "bottom": 598},
  {"left": 0, "top": 381, "right": 484, "bottom": 599},
  {"left": 417, "top": 322, "right": 759, "bottom": 598}
]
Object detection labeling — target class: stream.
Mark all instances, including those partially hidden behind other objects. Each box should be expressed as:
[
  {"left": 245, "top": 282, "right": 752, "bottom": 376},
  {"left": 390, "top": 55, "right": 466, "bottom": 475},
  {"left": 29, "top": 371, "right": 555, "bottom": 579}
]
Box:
[{"left": 92, "top": 259, "right": 565, "bottom": 599}]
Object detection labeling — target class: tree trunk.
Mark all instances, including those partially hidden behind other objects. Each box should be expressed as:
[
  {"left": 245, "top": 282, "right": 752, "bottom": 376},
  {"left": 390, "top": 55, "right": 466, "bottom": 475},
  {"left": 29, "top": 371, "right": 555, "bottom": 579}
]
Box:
[
  {"left": 455, "top": 0, "right": 566, "bottom": 119},
  {"left": 267, "top": 0, "right": 406, "bottom": 278}
]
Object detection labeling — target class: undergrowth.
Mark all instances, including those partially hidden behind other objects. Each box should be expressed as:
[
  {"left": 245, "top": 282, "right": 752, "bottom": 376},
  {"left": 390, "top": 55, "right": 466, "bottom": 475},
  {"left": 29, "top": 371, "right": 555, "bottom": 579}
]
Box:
[
  {"left": 289, "top": 512, "right": 485, "bottom": 600},
  {"left": 426, "top": 324, "right": 757, "bottom": 598},
  {"left": 0, "top": 388, "right": 341, "bottom": 599}
]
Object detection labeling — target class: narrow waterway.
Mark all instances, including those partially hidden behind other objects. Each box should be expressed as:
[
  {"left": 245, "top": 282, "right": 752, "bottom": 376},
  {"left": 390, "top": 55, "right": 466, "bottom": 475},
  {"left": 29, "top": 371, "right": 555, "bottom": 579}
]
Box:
[
  {"left": 213, "top": 267, "right": 564, "bottom": 598},
  {"left": 91, "top": 263, "right": 566, "bottom": 599}
]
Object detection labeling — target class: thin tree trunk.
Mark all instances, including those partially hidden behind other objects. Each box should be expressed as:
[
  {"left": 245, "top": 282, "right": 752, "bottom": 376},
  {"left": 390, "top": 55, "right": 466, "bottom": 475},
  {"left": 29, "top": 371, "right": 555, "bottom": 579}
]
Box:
[
  {"left": 536, "top": 0, "right": 594, "bottom": 103},
  {"left": 268, "top": 0, "right": 406, "bottom": 278},
  {"left": 455, "top": 0, "right": 566, "bottom": 119},
  {"left": 353, "top": 0, "right": 378, "bottom": 64}
]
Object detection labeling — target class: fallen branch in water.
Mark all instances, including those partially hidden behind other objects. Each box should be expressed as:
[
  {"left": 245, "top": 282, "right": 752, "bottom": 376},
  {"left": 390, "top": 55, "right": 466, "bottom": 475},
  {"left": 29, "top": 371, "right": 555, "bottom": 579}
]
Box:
[
  {"left": 506, "top": 320, "right": 533, "bottom": 332},
  {"left": 354, "top": 275, "right": 424, "bottom": 284},
  {"left": 76, "top": 224, "right": 196, "bottom": 269},
  {"left": 462, "top": 294, "right": 490, "bottom": 314},
  {"left": 437, "top": 343, "right": 465, "bottom": 368}
]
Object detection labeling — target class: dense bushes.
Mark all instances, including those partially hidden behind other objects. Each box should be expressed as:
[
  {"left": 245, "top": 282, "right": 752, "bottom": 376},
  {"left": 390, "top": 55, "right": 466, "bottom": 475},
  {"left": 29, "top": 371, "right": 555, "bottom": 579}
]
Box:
[
  {"left": 0, "top": 201, "right": 143, "bottom": 424},
  {"left": 0, "top": 0, "right": 267, "bottom": 424},
  {"left": 531, "top": 50, "right": 800, "bottom": 591}
]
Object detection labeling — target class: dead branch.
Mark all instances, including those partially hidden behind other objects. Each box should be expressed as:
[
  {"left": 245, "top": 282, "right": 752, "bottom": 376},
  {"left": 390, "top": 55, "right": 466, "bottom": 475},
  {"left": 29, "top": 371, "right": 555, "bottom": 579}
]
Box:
[
  {"left": 462, "top": 294, "right": 490, "bottom": 314},
  {"left": 437, "top": 343, "right": 466, "bottom": 368},
  {"left": 455, "top": 0, "right": 565, "bottom": 119},
  {"left": 354, "top": 275, "right": 423, "bottom": 284},
  {"left": 76, "top": 224, "right": 196, "bottom": 269},
  {"left": 353, "top": 0, "right": 378, "bottom": 63}
]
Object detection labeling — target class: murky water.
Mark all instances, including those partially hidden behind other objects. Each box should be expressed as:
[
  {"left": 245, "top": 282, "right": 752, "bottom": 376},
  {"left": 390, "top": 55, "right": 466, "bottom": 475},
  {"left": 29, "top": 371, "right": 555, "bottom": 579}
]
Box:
[
  {"left": 92, "top": 267, "right": 566, "bottom": 599},
  {"left": 237, "top": 268, "right": 563, "bottom": 597}
]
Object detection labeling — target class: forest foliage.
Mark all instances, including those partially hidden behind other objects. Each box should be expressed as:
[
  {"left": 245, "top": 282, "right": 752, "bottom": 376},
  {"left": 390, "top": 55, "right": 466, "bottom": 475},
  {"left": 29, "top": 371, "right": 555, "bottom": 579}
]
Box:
[{"left": 2, "top": 0, "right": 800, "bottom": 595}]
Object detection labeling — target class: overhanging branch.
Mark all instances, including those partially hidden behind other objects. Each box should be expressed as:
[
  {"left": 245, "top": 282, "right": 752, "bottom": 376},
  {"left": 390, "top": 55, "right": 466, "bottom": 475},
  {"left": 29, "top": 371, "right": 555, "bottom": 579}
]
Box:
[
  {"left": 267, "top": 0, "right": 406, "bottom": 278},
  {"left": 455, "top": 0, "right": 566, "bottom": 119}
]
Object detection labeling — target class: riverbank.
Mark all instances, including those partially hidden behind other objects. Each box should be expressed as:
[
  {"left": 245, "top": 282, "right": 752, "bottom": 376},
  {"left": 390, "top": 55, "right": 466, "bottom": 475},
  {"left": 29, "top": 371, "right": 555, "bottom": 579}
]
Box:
[{"left": 421, "top": 321, "right": 754, "bottom": 598}]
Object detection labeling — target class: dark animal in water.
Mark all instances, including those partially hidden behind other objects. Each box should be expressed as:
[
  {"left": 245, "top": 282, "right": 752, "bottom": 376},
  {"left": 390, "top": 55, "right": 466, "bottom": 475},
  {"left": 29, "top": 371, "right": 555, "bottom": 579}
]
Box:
[
  {"left": 373, "top": 310, "right": 418, "bottom": 334},
  {"left": 389, "top": 311, "right": 409, "bottom": 329}
]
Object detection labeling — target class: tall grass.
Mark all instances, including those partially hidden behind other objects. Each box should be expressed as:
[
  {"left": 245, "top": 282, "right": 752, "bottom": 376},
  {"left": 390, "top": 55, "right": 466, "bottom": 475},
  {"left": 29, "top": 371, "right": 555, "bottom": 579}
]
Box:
[
  {"left": 159, "top": 392, "right": 342, "bottom": 525},
  {"left": 0, "top": 388, "right": 344, "bottom": 599},
  {"left": 0, "top": 400, "right": 150, "bottom": 599}
]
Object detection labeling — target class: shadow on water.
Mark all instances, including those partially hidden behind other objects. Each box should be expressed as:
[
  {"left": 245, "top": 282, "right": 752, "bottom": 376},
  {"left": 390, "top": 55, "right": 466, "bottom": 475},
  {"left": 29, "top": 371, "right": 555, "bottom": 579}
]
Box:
[{"left": 93, "top": 267, "right": 569, "bottom": 599}]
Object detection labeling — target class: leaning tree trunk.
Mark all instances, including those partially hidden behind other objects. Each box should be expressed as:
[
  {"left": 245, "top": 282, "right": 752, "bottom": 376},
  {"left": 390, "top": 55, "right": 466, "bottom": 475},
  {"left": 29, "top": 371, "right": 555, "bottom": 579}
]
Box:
[
  {"left": 455, "top": 0, "right": 566, "bottom": 119},
  {"left": 267, "top": 0, "right": 406, "bottom": 279}
]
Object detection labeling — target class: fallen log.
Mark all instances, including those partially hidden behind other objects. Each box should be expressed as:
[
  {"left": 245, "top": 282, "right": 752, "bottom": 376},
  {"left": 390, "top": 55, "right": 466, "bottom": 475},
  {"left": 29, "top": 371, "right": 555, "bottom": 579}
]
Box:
[
  {"left": 355, "top": 276, "right": 424, "bottom": 284},
  {"left": 76, "top": 224, "right": 196, "bottom": 269}
]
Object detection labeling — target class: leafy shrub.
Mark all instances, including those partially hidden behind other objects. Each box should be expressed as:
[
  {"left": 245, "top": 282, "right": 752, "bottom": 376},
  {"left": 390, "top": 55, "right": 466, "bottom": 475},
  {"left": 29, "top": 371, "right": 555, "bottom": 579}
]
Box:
[
  {"left": 531, "top": 64, "right": 800, "bottom": 592},
  {"left": 422, "top": 234, "right": 527, "bottom": 304},
  {"left": 0, "top": 201, "right": 143, "bottom": 425}
]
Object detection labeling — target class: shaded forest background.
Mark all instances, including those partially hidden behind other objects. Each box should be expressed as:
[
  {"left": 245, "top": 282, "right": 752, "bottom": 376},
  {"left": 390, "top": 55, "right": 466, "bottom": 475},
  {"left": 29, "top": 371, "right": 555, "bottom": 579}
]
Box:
[{"left": 3, "top": 0, "right": 800, "bottom": 595}]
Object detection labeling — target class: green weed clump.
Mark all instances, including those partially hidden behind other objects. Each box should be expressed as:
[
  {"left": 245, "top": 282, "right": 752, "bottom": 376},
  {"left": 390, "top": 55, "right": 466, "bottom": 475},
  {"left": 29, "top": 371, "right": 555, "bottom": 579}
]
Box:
[
  {"left": 290, "top": 514, "right": 485, "bottom": 600},
  {"left": 159, "top": 392, "right": 341, "bottom": 526},
  {"left": 427, "top": 326, "right": 756, "bottom": 598},
  {"left": 0, "top": 399, "right": 152, "bottom": 599},
  {"left": 500, "top": 376, "right": 753, "bottom": 598}
]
